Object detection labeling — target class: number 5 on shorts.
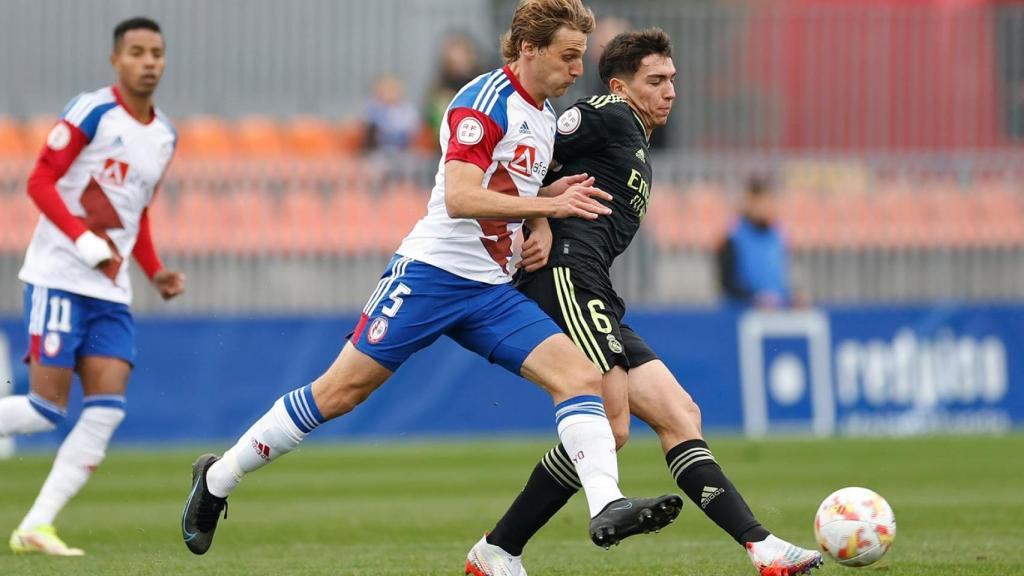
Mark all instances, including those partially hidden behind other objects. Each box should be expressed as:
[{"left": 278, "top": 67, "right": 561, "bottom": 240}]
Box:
[{"left": 382, "top": 283, "right": 411, "bottom": 318}]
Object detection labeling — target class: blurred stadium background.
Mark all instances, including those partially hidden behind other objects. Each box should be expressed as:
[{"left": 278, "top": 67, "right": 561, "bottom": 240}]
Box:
[
  {"left": 1, "top": 0, "right": 1021, "bottom": 445},
  {"left": 1, "top": 1, "right": 1023, "bottom": 574}
]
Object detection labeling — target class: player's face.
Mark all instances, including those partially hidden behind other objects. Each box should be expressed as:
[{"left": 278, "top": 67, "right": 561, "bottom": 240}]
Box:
[
  {"left": 533, "top": 27, "right": 587, "bottom": 99},
  {"left": 111, "top": 29, "right": 166, "bottom": 97},
  {"left": 619, "top": 54, "right": 676, "bottom": 128}
]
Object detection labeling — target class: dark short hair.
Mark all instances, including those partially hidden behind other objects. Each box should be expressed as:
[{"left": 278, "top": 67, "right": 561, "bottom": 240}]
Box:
[
  {"left": 598, "top": 28, "right": 672, "bottom": 87},
  {"left": 746, "top": 176, "right": 773, "bottom": 196},
  {"left": 113, "top": 17, "right": 162, "bottom": 50}
]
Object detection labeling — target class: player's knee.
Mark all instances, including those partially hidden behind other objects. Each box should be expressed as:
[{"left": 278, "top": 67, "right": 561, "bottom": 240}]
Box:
[
  {"left": 570, "top": 363, "right": 603, "bottom": 397},
  {"left": 686, "top": 398, "right": 703, "bottom": 432},
  {"left": 663, "top": 397, "right": 702, "bottom": 441},
  {"left": 311, "top": 378, "right": 374, "bottom": 419},
  {"left": 26, "top": 394, "right": 67, "bottom": 431}
]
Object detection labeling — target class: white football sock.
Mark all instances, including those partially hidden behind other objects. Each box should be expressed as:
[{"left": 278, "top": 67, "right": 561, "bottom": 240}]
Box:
[
  {"left": 0, "top": 395, "right": 64, "bottom": 436},
  {"left": 555, "top": 395, "right": 624, "bottom": 517},
  {"left": 206, "top": 385, "right": 324, "bottom": 498},
  {"left": 19, "top": 400, "right": 125, "bottom": 530}
]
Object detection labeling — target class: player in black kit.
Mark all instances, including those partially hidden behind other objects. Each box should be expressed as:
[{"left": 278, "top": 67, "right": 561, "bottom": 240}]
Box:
[{"left": 464, "top": 29, "right": 823, "bottom": 576}]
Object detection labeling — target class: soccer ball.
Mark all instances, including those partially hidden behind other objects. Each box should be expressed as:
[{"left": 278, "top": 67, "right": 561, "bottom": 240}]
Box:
[{"left": 814, "top": 487, "right": 896, "bottom": 567}]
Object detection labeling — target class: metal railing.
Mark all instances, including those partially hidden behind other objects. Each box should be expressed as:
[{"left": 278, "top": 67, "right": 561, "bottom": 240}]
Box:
[{"left": 2, "top": 152, "right": 1023, "bottom": 313}]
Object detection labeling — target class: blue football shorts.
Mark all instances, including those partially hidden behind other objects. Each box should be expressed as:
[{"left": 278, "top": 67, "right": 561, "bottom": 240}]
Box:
[
  {"left": 352, "top": 254, "right": 562, "bottom": 374},
  {"left": 23, "top": 283, "right": 136, "bottom": 368}
]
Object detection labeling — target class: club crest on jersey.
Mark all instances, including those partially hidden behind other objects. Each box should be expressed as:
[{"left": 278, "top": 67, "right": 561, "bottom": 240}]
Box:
[
  {"left": 456, "top": 117, "right": 484, "bottom": 145},
  {"left": 99, "top": 158, "right": 130, "bottom": 186},
  {"left": 557, "top": 107, "right": 582, "bottom": 135},
  {"left": 47, "top": 123, "right": 72, "bottom": 150},
  {"left": 606, "top": 334, "right": 623, "bottom": 354},
  {"left": 367, "top": 317, "right": 389, "bottom": 344},
  {"left": 508, "top": 144, "right": 537, "bottom": 177},
  {"left": 43, "top": 332, "right": 62, "bottom": 358}
]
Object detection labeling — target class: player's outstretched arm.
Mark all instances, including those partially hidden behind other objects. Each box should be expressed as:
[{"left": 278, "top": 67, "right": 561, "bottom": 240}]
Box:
[{"left": 445, "top": 160, "right": 611, "bottom": 221}]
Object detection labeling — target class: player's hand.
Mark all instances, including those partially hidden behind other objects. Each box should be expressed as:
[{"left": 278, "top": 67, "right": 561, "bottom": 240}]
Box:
[
  {"left": 547, "top": 180, "right": 612, "bottom": 220},
  {"left": 74, "top": 230, "right": 115, "bottom": 268},
  {"left": 152, "top": 269, "right": 186, "bottom": 301},
  {"left": 540, "top": 172, "right": 590, "bottom": 198},
  {"left": 517, "top": 219, "right": 552, "bottom": 272}
]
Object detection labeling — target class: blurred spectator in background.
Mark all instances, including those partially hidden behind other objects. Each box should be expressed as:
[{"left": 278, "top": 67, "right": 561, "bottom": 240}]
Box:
[
  {"left": 717, "top": 176, "right": 806, "bottom": 309},
  {"left": 364, "top": 74, "right": 420, "bottom": 153},
  {"left": 583, "top": 16, "right": 631, "bottom": 96},
  {"left": 424, "top": 32, "right": 484, "bottom": 137}
]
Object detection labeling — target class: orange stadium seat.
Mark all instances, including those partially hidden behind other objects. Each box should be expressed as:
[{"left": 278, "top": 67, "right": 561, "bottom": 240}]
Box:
[
  {"left": 0, "top": 117, "right": 27, "bottom": 157},
  {"left": 411, "top": 122, "right": 438, "bottom": 154},
  {"left": 219, "top": 189, "right": 276, "bottom": 253},
  {"left": 819, "top": 190, "right": 872, "bottom": 249},
  {"left": 0, "top": 193, "right": 37, "bottom": 252},
  {"left": 778, "top": 188, "right": 825, "bottom": 249},
  {"left": 235, "top": 115, "right": 284, "bottom": 157},
  {"left": 377, "top": 182, "right": 426, "bottom": 248},
  {"left": 23, "top": 116, "right": 57, "bottom": 153},
  {"left": 173, "top": 187, "right": 223, "bottom": 253},
  {"left": 280, "top": 189, "right": 328, "bottom": 253},
  {"left": 924, "top": 185, "right": 972, "bottom": 248},
  {"left": 646, "top": 184, "right": 685, "bottom": 249},
  {"left": 679, "top": 183, "right": 731, "bottom": 250},
  {"left": 335, "top": 120, "right": 367, "bottom": 155},
  {"left": 284, "top": 116, "right": 339, "bottom": 157},
  {"left": 175, "top": 116, "right": 233, "bottom": 158},
  {"left": 975, "top": 184, "right": 1024, "bottom": 246},
  {"left": 326, "top": 188, "right": 375, "bottom": 253},
  {"left": 146, "top": 192, "right": 177, "bottom": 252},
  {"left": 872, "top": 184, "right": 929, "bottom": 248}
]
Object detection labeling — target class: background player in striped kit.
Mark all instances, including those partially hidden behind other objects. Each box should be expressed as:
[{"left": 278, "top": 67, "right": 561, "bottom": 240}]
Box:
[
  {"left": 182, "top": 0, "right": 681, "bottom": 562},
  {"left": 0, "top": 17, "right": 183, "bottom": 556},
  {"left": 467, "top": 29, "right": 823, "bottom": 576}
]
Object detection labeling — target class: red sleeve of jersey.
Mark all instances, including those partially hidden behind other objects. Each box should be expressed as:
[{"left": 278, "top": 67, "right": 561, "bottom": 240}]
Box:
[
  {"left": 132, "top": 207, "right": 163, "bottom": 280},
  {"left": 26, "top": 120, "right": 90, "bottom": 241},
  {"left": 445, "top": 108, "right": 504, "bottom": 171}
]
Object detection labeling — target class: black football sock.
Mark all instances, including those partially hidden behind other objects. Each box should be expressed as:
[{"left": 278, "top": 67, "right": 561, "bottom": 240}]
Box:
[
  {"left": 487, "top": 443, "right": 580, "bottom": 556},
  {"left": 666, "top": 439, "right": 771, "bottom": 545}
]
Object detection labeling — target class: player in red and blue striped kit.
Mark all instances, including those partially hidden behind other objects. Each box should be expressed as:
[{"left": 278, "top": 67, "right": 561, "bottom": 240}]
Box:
[
  {"left": 182, "top": 0, "right": 681, "bottom": 560},
  {"left": 0, "top": 17, "right": 184, "bottom": 556}
]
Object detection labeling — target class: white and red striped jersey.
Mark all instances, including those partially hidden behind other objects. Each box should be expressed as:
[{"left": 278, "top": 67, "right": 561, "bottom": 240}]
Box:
[
  {"left": 19, "top": 86, "right": 175, "bottom": 304},
  {"left": 397, "top": 66, "right": 557, "bottom": 284}
]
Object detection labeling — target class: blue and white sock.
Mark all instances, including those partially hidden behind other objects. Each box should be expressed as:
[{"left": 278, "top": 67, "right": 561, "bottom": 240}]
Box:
[
  {"left": 0, "top": 394, "right": 66, "bottom": 437},
  {"left": 20, "top": 395, "right": 126, "bottom": 530},
  {"left": 554, "top": 395, "right": 623, "bottom": 517},
  {"left": 206, "top": 384, "right": 326, "bottom": 498}
]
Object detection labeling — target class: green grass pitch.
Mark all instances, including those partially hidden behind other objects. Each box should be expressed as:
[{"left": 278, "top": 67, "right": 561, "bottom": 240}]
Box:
[{"left": 1, "top": 435, "right": 1022, "bottom": 575}]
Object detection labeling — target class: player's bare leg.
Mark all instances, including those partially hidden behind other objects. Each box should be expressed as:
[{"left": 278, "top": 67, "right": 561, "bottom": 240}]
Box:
[
  {"left": 0, "top": 363, "right": 73, "bottom": 438},
  {"left": 9, "top": 357, "right": 129, "bottom": 557},
  {"left": 629, "top": 360, "right": 822, "bottom": 575},
  {"left": 182, "top": 342, "right": 392, "bottom": 554},
  {"left": 601, "top": 366, "right": 631, "bottom": 450},
  {"left": 476, "top": 350, "right": 681, "bottom": 576}
]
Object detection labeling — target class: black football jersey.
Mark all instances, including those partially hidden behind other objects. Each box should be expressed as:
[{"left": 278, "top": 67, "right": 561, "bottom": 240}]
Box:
[{"left": 538, "top": 94, "right": 653, "bottom": 275}]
